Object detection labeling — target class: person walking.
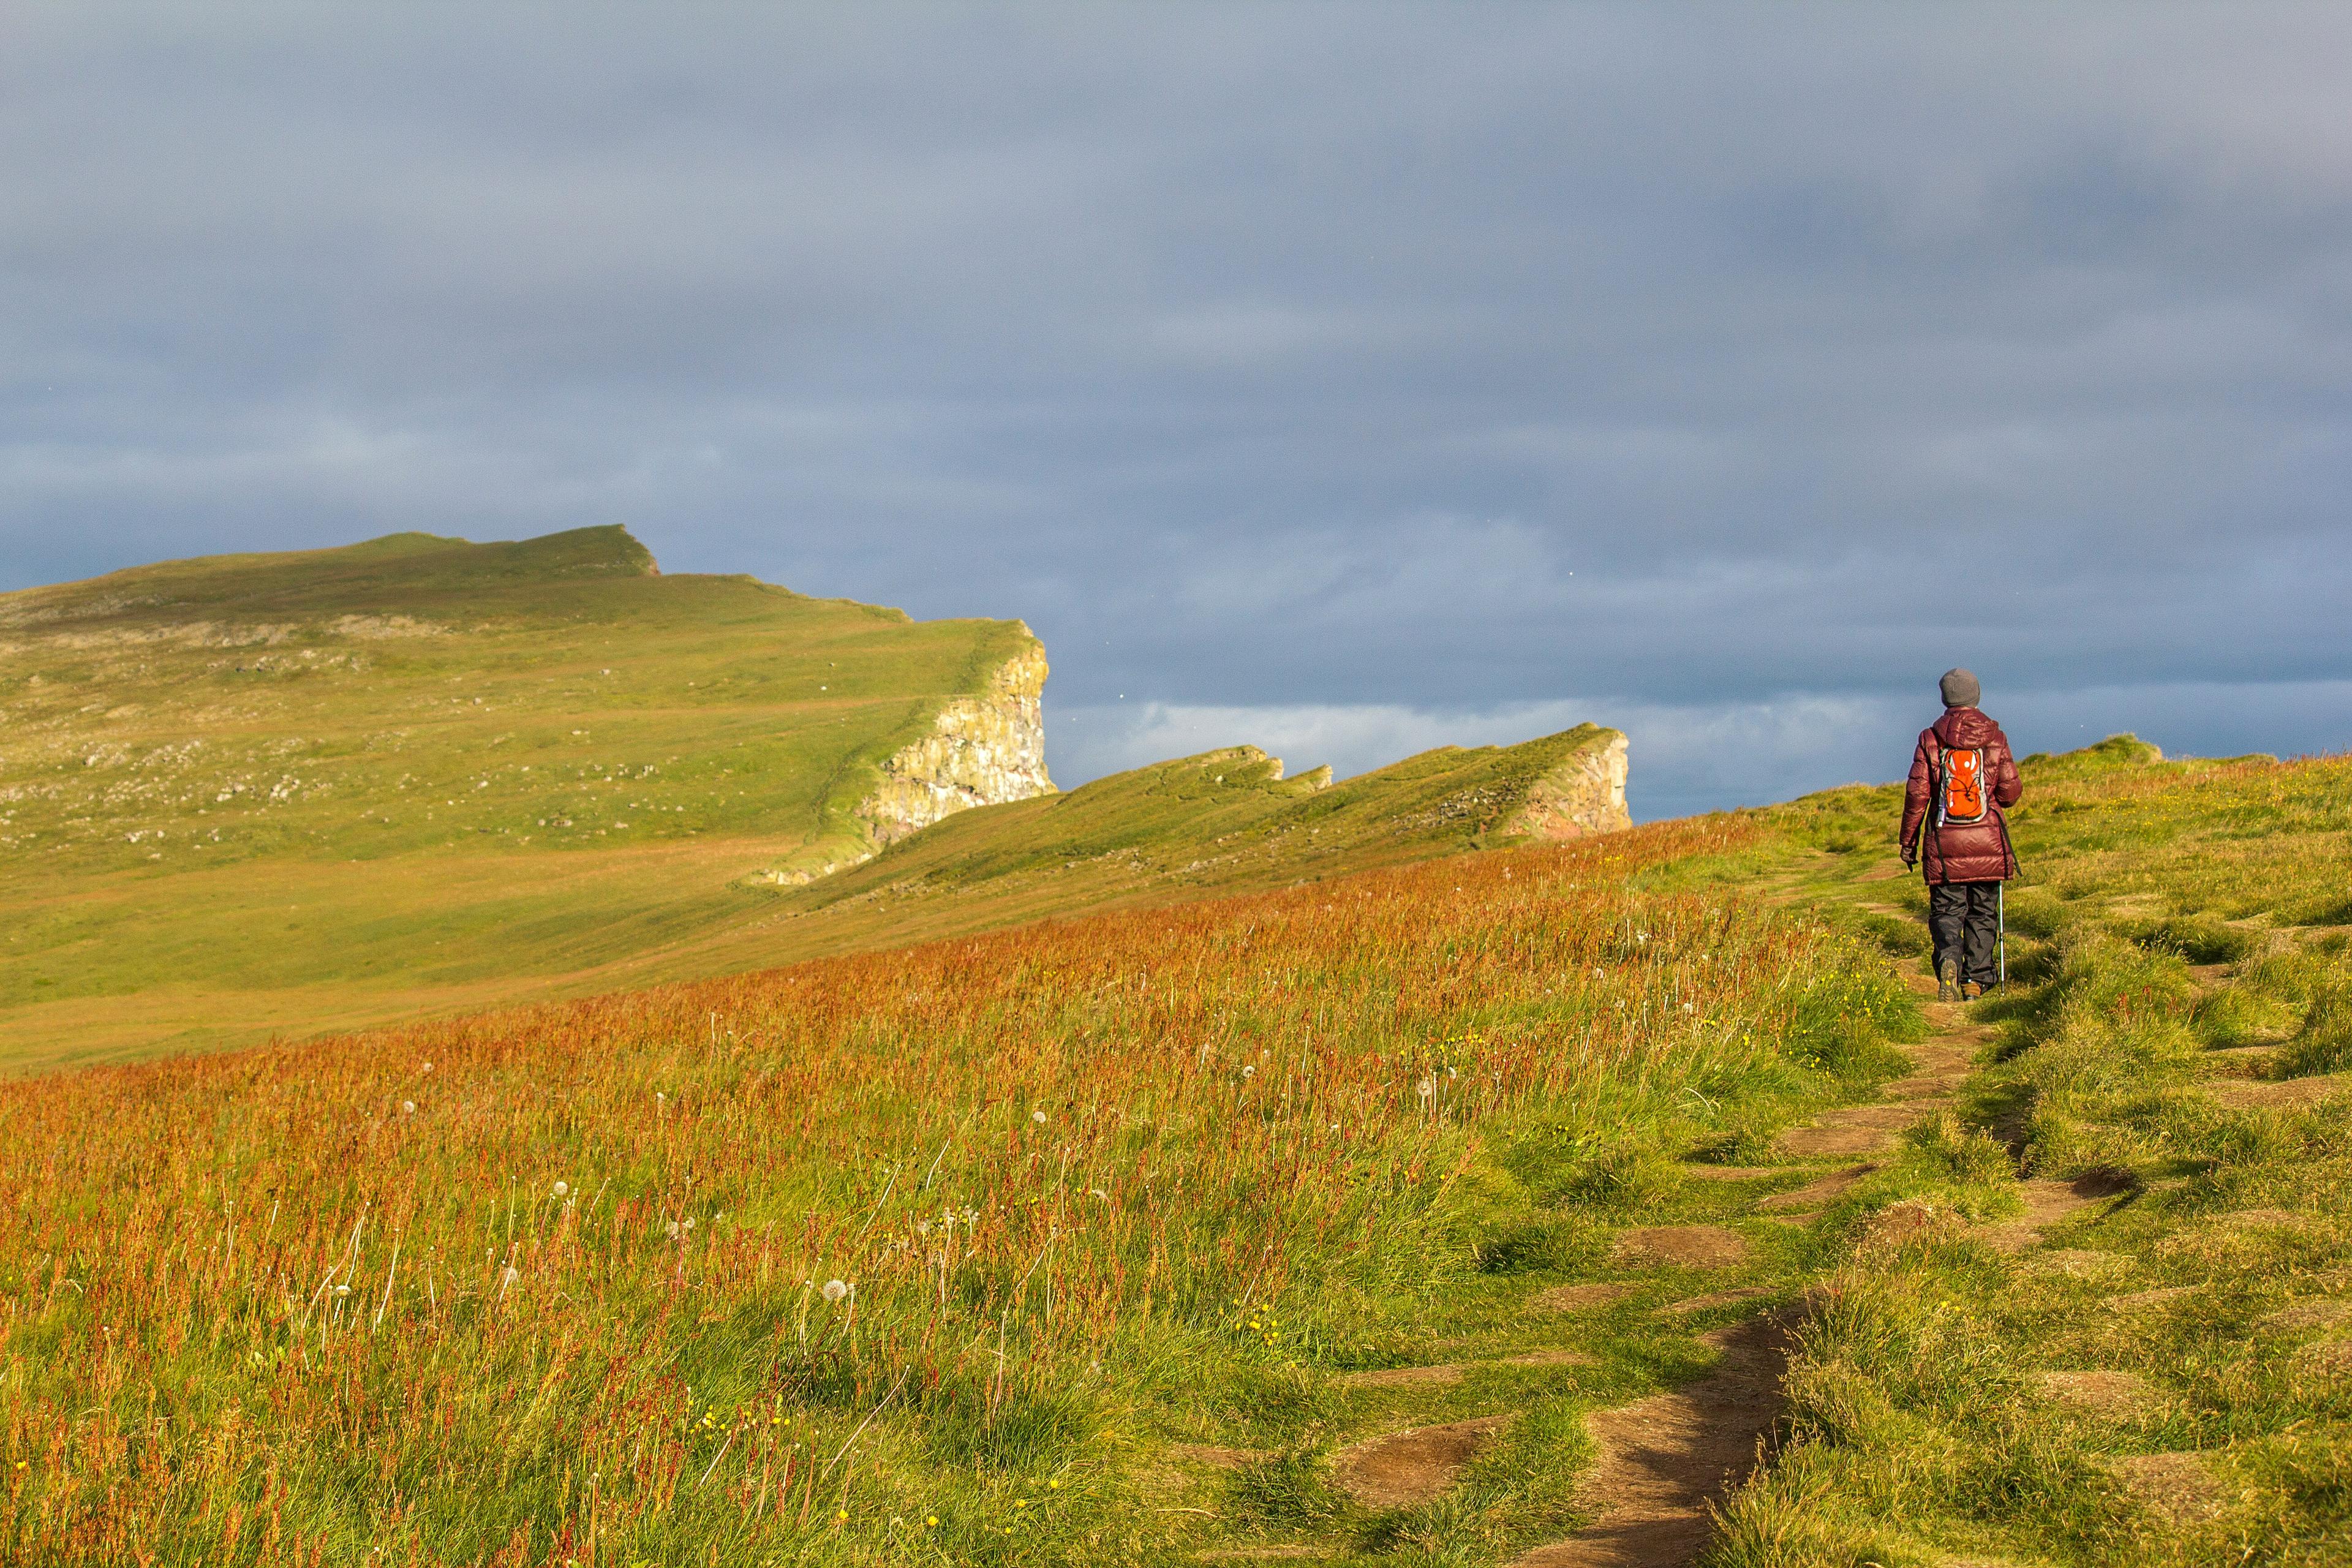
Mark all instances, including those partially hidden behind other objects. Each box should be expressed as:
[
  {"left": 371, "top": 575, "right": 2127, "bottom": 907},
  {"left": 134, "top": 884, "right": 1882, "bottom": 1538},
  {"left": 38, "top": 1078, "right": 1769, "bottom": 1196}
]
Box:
[{"left": 1899, "top": 668, "right": 2022, "bottom": 1002}]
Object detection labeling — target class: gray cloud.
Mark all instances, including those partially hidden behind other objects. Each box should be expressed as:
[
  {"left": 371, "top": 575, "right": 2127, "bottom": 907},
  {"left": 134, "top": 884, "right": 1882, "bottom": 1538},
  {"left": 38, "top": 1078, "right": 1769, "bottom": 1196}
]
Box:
[{"left": 6, "top": 6, "right": 2349, "bottom": 814}]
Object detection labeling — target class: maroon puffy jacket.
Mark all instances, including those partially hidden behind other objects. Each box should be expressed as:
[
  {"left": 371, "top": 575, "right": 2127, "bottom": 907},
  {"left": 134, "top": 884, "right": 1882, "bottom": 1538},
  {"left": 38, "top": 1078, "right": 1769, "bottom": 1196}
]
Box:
[{"left": 1899, "top": 707, "right": 2022, "bottom": 884}]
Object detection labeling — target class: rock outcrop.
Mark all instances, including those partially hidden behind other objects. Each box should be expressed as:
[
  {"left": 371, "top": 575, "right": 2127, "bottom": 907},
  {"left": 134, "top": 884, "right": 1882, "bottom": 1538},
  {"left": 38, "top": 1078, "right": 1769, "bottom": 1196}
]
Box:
[
  {"left": 1499, "top": 729, "right": 1630, "bottom": 840},
  {"left": 855, "top": 632, "right": 1055, "bottom": 848}
]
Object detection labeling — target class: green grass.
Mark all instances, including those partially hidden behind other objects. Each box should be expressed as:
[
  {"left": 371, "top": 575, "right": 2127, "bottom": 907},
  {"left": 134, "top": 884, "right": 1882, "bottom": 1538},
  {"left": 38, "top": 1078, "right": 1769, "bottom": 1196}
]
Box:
[
  {"left": 1700, "top": 738, "right": 2352, "bottom": 1567},
  {"left": 0, "top": 527, "right": 1632, "bottom": 1073}
]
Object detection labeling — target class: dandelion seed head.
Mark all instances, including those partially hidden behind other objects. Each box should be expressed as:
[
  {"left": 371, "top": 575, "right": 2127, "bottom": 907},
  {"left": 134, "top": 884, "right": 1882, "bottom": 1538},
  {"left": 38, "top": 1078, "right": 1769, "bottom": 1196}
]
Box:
[
  {"left": 400, "top": 1100, "right": 415, "bottom": 1114},
  {"left": 551, "top": 1180, "right": 569, "bottom": 1197},
  {"left": 1240, "top": 1064, "right": 1254, "bottom": 1079},
  {"left": 333, "top": 1284, "right": 351, "bottom": 1297},
  {"left": 500, "top": 1265, "right": 520, "bottom": 1287},
  {"left": 1417, "top": 1078, "right": 1435, "bottom": 1098},
  {"left": 1031, "top": 1110, "right": 1047, "bottom": 1124},
  {"left": 822, "top": 1278, "right": 850, "bottom": 1303}
]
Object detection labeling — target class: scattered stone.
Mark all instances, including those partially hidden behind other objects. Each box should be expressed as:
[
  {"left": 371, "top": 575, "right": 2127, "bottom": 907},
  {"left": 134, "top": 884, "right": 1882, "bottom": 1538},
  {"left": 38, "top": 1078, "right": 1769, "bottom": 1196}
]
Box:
[
  {"left": 1536, "top": 1283, "right": 1634, "bottom": 1312},
  {"left": 2037, "top": 1370, "right": 2157, "bottom": 1419},
  {"left": 1774, "top": 1125, "right": 1896, "bottom": 1158},
  {"left": 1613, "top": 1226, "right": 1751, "bottom": 1269},
  {"left": 2208, "top": 1076, "right": 2348, "bottom": 1110},
  {"left": 1332, "top": 1414, "right": 1513, "bottom": 1509},
  {"left": 1758, "top": 1163, "right": 1875, "bottom": 1212},
  {"left": 1508, "top": 1314, "right": 1792, "bottom": 1567},
  {"left": 2108, "top": 1451, "right": 2226, "bottom": 1523}
]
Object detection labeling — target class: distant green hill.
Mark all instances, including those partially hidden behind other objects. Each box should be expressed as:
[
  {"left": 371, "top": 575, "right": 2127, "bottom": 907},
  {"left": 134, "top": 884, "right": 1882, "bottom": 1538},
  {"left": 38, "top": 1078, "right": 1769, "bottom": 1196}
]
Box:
[
  {"left": 0, "top": 527, "right": 1050, "bottom": 1069},
  {"left": 0, "top": 526, "right": 1630, "bottom": 1072}
]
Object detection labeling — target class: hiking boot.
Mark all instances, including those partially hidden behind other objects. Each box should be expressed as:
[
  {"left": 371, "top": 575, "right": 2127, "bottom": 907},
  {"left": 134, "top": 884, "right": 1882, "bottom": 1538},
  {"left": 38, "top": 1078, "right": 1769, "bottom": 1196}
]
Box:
[
  {"left": 1961, "top": 981, "right": 1984, "bottom": 1001},
  {"left": 1937, "top": 958, "right": 1961, "bottom": 1003}
]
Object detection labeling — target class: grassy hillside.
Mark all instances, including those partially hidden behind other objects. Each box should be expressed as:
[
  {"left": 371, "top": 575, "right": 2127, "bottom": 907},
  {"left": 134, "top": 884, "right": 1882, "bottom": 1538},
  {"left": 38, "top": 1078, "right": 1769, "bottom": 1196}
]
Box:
[
  {"left": 680, "top": 726, "right": 1629, "bottom": 976},
  {"left": 0, "top": 526, "right": 1042, "bottom": 1069},
  {"left": 0, "top": 525, "right": 1632, "bottom": 1073},
  {"left": 4, "top": 735, "right": 2345, "bottom": 1566}
]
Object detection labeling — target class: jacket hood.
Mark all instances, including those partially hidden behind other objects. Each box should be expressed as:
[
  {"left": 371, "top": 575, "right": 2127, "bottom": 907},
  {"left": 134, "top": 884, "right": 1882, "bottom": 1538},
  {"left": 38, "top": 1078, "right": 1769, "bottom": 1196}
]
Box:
[{"left": 1931, "top": 707, "right": 2005, "bottom": 747}]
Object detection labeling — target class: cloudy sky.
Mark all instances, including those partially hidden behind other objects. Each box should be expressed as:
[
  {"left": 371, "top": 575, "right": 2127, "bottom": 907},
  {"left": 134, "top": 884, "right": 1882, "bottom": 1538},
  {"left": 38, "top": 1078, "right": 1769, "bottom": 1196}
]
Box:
[{"left": 7, "top": 6, "right": 2348, "bottom": 819}]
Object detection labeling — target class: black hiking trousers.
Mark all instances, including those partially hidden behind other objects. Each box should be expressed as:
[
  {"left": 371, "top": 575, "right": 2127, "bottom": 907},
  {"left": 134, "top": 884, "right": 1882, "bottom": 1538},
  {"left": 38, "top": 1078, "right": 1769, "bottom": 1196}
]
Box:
[{"left": 1929, "top": 881, "right": 2003, "bottom": 987}]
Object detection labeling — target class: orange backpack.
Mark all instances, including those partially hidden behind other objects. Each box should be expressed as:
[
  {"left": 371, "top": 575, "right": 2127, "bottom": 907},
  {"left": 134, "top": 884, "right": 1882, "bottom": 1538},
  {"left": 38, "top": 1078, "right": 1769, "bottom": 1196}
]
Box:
[{"left": 1936, "top": 744, "right": 1988, "bottom": 826}]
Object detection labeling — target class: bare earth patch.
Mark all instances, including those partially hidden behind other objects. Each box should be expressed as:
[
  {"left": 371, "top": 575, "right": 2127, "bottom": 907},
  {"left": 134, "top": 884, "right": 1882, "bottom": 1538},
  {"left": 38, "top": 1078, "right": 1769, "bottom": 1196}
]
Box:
[
  {"left": 2265, "top": 1297, "right": 2351, "bottom": 1330},
  {"left": 2208, "top": 1075, "right": 2348, "bottom": 1110},
  {"left": 1660, "top": 1287, "right": 1771, "bottom": 1316},
  {"left": 2037, "top": 1370, "right": 2157, "bottom": 1419},
  {"left": 1758, "top": 1163, "right": 1877, "bottom": 1213},
  {"left": 1332, "top": 1414, "right": 1513, "bottom": 1509},
  {"left": 2107, "top": 1285, "right": 2199, "bottom": 1314},
  {"left": 1979, "top": 1174, "right": 2127, "bottom": 1253},
  {"left": 2108, "top": 1451, "right": 2226, "bottom": 1523},
  {"left": 1614, "top": 1226, "right": 1752, "bottom": 1269},
  {"left": 1814, "top": 1102, "right": 1944, "bottom": 1130},
  {"left": 1336, "top": 1364, "right": 1464, "bottom": 1389},
  {"left": 1536, "top": 1283, "right": 1635, "bottom": 1312},
  {"left": 1774, "top": 1125, "right": 1896, "bottom": 1158},
  {"left": 1508, "top": 1313, "right": 1793, "bottom": 1567}
]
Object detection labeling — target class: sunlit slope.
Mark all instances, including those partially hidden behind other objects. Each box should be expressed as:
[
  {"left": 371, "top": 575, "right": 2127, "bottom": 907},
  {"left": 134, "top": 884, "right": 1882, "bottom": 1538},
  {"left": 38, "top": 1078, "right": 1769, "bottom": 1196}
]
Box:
[
  {"left": 0, "top": 526, "right": 1038, "bottom": 1068},
  {"left": 686, "top": 725, "right": 1630, "bottom": 970}
]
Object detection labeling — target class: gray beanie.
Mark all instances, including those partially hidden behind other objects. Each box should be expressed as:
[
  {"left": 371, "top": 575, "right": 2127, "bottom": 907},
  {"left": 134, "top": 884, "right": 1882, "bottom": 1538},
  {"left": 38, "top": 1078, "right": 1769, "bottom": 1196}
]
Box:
[{"left": 1940, "top": 668, "right": 1981, "bottom": 709}]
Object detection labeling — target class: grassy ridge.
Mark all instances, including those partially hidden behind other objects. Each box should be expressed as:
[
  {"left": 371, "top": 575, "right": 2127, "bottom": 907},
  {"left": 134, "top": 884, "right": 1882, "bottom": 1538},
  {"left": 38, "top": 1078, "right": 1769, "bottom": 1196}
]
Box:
[
  {"left": 0, "top": 527, "right": 1038, "bottom": 1068},
  {"left": 0, "top": 816, "right": 1912, "bottom": 1565},
  {"left": 0, "top": 530, "right": 1629, "bottom": 1076}
]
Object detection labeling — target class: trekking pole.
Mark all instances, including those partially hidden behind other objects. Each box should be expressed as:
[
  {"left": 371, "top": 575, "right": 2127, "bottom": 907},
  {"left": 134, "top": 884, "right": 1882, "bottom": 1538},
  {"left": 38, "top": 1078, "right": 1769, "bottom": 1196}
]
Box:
[{"left": 1997, "top": 882, "right": 2007, "bottom": 992}]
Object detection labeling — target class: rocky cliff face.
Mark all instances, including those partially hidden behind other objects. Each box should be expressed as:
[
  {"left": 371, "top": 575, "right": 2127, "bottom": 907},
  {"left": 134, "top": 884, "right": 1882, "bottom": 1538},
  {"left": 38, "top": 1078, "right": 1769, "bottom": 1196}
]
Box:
[
  {"left": 856, "top": 634, "right": 1055, "bottom": 848},
  {"left": 1500, "top": 729, "right": 1631, "bottom": 840}
]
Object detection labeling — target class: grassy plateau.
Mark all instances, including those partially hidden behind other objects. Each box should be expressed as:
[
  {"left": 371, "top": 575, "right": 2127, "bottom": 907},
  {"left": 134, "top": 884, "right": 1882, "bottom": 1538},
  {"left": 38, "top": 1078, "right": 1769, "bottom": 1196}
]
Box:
[{"left": 2, "top": 535, "right": 2345, "bottom": 1566}]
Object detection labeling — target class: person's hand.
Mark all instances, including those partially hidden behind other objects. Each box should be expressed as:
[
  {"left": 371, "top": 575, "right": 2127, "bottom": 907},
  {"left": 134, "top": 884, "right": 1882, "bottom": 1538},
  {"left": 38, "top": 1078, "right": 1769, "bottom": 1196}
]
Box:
[{"left": 1901, "top": 848, "right": 1917, "bottom": 870}]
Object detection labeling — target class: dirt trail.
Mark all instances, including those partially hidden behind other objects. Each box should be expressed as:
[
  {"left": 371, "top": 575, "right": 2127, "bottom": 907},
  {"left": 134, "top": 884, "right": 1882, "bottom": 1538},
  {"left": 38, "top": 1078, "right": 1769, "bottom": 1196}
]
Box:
[
  {"left": 1507, "top": 1315, "right": 1793, "bottom": 1567},
  {"left": 1509, "top": 974, "right": 1988, "bottom": 1564},
  {"left": 1191, "top": 919, "right": 2022, "bottom": 1566}
]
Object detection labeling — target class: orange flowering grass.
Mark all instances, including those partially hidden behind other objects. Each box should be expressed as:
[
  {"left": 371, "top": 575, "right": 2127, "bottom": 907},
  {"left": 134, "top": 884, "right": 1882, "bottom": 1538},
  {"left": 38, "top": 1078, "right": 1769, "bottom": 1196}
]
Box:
[{"left": 0, "top": 818, "right": 1905, "bottom": 1564}]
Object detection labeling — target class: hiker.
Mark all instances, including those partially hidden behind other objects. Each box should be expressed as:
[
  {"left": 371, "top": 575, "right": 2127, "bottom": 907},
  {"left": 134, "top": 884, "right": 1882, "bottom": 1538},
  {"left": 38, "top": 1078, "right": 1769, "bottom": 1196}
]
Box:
[{"left": 1899, "top": 668, "right": 2022, "bottom": 1002}]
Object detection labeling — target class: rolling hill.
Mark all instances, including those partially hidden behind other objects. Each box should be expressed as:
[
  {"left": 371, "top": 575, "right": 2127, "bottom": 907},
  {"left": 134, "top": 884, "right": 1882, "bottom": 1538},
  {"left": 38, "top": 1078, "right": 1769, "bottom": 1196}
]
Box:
[
  {"left": 0, "top": 529, "right": 1629, "bottom": 1072},
  {"left": 0, "top": 526, "right": 1053, "bottom": 1069}
]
